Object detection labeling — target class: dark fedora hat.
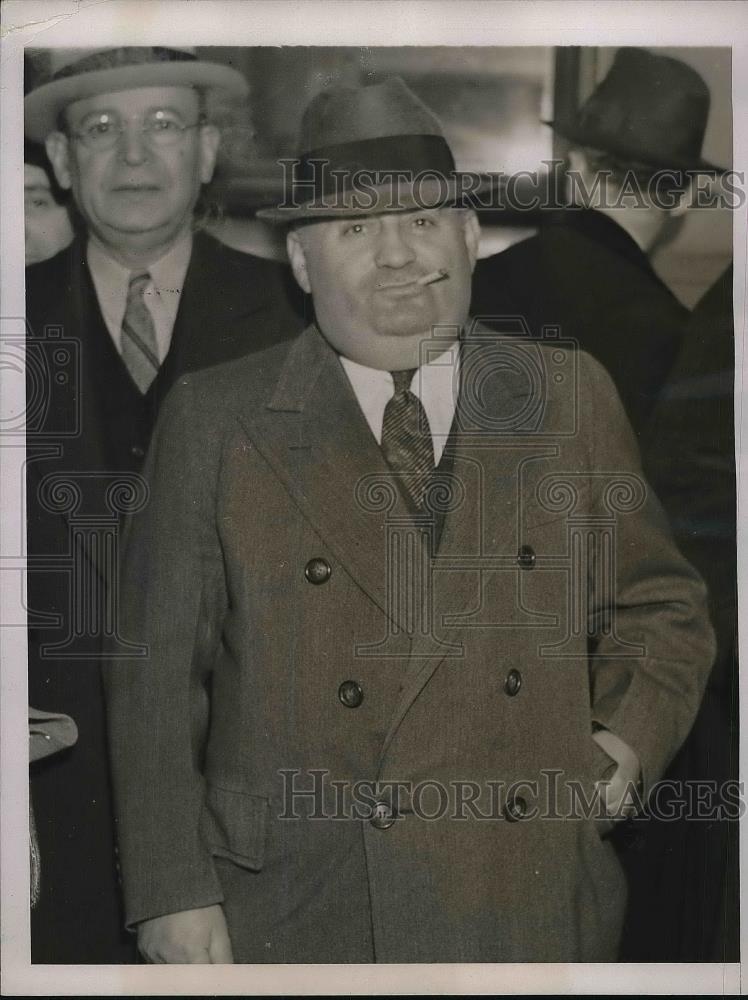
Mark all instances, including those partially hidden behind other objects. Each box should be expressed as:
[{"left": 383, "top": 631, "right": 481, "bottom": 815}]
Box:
[
  {"left": 547, "top": 47, "right": 726, "bottom": 173},
  {"left": 257, "top": 76, "right": 491, "bottom": 222},
  {"left": 25, "top": 46, "right": 248, "bottom": 142}
]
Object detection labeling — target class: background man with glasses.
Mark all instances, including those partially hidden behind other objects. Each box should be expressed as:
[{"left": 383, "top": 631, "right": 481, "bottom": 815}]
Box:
[{"left": 23, "top": 46, "right": 305, "bottom": 963}]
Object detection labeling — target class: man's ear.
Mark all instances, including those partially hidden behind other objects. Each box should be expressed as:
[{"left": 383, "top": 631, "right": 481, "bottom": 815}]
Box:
[
  {"left": 286, "top": 228, "right": 312, "bottom": 294},
  {"left": 462, "top": 209, "right": 481, "bottom": 272},
  {"left": 45, "top": 132, "right": 73, "bottom": 191},
  {"left": 198, "top": 124, "right": 221, "bottom": 184}
]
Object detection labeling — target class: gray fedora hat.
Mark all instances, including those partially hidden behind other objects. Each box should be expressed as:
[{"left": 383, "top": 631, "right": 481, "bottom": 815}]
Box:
[
  {"left": 25, "top": 46, "right": 248, "bottom": 142},
  {"left": 257, "top": 76, "right": 491, "bottom": 222}
]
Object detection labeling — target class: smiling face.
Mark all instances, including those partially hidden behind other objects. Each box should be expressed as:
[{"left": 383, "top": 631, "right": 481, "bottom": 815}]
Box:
[
  {"left": 44, "top": 85, "right": 219, "bottom": 263},
  {"left": 287, "top": 208, "right": 480, "bottom": 370}
]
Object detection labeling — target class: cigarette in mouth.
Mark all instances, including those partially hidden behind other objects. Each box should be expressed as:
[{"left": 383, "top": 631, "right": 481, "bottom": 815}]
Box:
[{"left": 417, "top": 268, "right": 449, "bottom": 286}]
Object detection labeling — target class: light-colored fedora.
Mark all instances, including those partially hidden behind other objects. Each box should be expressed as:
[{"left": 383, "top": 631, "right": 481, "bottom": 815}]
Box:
[
  {"left": 257, "top": 76, "right": 493, "bottom": 222},
  {"left": 25, "top": 46, "right": 248, "bottom": 142}
]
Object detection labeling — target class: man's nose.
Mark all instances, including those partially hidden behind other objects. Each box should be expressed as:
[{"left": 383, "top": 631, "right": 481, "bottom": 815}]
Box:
[
  {"left": 374, "top": 218, "right": 417, "bottom": 269},
  {"left": 117, "top": 122, "right": 149, "bottom": 165}
]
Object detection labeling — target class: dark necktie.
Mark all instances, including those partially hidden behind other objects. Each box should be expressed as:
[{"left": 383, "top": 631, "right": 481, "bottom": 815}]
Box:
[
  {"left": 121, "top": 271, "right": 159, "bottom": 393},
  {"left": 381, "top": 368, "right": 435, "bottom": 509}
]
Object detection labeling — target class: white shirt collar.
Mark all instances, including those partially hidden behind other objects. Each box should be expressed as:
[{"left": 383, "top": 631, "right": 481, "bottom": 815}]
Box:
[
  {"left": 87, "top": 233, "right": 193, "bottom": 363},
  {"left": 339, "top": 342, "right": 460, "bottom": 465}
]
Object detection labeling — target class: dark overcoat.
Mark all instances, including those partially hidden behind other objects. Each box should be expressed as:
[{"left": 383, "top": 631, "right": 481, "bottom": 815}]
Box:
[
  {"left": 105, "top": 322, "right": 714, "bottom": 963},
  {"left": 470, "top": 209, "right": 689, "bottom": 440},
  {"left": 619, "top": 266, "right": 737, "bottom": 960},
  {"left": 25, "top": 230, "right": 306, "bottom": 962}
]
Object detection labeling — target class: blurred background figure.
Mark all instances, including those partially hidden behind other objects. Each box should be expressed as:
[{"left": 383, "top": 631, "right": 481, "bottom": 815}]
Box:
[
  {"left": 621, "top": 265, "right": 738, "bottom": 962},
  {"left": 24, "top": 139, "right": 74, "bottom": 265},
  {"left": 471, "top": 47, "right": 726, "bottom": 441}
]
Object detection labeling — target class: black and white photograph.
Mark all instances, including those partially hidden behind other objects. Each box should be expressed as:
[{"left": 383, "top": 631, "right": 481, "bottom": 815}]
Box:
[{"left": 1, "top": 1, "right": 746, "bottom": 994}]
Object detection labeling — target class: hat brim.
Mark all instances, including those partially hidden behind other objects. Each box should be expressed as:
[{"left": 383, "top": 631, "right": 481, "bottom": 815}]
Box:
[
  {"left": 544, "top": 120, "right": 728, "bottom": 175},
  {"left": 25, "top": 61, "right": 248, "bottom": 142},
  {"left": 257, "top": 174, "right": 497, "bottom": 223}
]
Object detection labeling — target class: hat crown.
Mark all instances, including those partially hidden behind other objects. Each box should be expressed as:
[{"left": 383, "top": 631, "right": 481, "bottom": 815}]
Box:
[
  {"left": 558, "top": 46, "right": 717, "bottom": 171},
  {"left": 258, "top": 76, "right": 471, "bottom": 221},
  {"left": 299, "top": 76, "right": 446, "bottom": 154},
  {"left": 44, "top": 46, "right": 198, "bottom": 81}
]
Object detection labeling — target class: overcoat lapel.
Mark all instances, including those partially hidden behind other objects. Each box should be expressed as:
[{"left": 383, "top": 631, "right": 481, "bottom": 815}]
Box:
[
  {"left": 238, "top": 325, "right": 415, "bottom": 628},
  {"left": 379, "top": 327, "right": 541, "bottom": 760},
  {"left": 237, "top": 322, "right": 547, "bottom": 760}
]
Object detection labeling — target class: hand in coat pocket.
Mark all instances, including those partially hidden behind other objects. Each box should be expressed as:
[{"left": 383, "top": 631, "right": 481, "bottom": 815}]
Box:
[
  {"left": 592, "top": 727, "right": 642, "bottom": 817},
  {"left": 137, "top": 903, "right": 234, "bottom": 963}
]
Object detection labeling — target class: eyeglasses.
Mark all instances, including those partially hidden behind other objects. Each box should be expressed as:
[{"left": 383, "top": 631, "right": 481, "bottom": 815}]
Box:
[{"left": 69, "top": 109, "right": 205, "bottom": 151}]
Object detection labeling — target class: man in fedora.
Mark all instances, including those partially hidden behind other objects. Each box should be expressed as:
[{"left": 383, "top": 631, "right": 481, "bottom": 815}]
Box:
[
  {"left": 24, "top": 46, "right": 304, "bottom": 963},
  {"left": 471, "top": 47, "right": 723, "bottom": 441},
  {"left": 105, "top": 77, "right": 713, "bottom": 963}
]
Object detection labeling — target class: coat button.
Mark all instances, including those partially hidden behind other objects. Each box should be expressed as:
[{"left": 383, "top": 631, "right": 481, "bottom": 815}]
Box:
[
  {"left": 504, "top": 669, "right": 522, "bottom": 697},
  {"left": 517, "top": 544, "right": 536, "bottom": 569},
  {"left": 370, "top": 801, "right": 396, "bottom": 830},
  {"left": 130, "top": 444, "right": 145, "bottom": 459},
  {"left": 504, "top": 795, "right": 528, "bottom": 822},
  {"left": 338, "top": 680, "right": 363, "bottom": 708},
  {"left": 304, "top": 557, "right": 331, "bottom": 585}
]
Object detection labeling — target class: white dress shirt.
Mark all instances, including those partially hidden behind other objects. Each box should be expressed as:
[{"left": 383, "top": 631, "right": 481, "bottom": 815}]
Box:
[
  {"left": 339, "top": 343, "right": 460, "bottom": 466},
  {"left": 87, "top": 234, "right": 193, "bottom": 364}
]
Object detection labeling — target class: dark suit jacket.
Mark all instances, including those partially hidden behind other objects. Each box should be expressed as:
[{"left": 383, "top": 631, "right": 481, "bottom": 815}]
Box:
[
  {"left": 470, "top": 209, "right": 689, "bottom": 440},
  {"left": 26, "top": 230, "right": 307, "bottom": 963},
  {"left": 105, "top": 323, "right": 714, "bottom": 963}
]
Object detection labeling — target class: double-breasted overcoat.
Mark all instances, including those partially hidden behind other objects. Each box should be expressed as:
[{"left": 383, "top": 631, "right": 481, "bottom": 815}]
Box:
[{"left": 105, "top": 321, "right": 714, "bottom": 963}]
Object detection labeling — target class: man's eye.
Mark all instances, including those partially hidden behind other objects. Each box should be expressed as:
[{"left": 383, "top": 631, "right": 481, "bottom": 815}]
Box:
[
  {"left": 89, "top": 121, "right": 114, "bottom": 136},
  {"left": 149, "top": 118, "right": 179, "bottom": 132},
  {"left": 343, "top": 223, "right": 367, "bottom": 235},
  {"left": 413, "top": 216, "right": 435, "bottom": 228},
  {"left": 149, "top": 113, "right": 182, "bottom": 131},
  {"left": 29, "top": 195, "right": 52, "bottom": 209}
]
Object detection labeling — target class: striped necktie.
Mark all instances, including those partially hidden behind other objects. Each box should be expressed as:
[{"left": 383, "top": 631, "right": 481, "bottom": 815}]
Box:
[
  {"left": 381, "top": 368, "right": 435, "bottom": 509},
  {"left": 121, "top": 270, "right": 159, "bottom": 393}
]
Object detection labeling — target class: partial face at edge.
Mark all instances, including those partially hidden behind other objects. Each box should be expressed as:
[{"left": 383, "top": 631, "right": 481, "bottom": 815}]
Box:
[
  {"left": 287, "top": 207, "right": 480, "bottom": 371},
  {"left": 24, "top": 163, "right": 74, "bottom": 265}
]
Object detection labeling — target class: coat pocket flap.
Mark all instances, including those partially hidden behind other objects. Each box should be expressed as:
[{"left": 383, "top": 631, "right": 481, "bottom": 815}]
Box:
[{"left": 201, "top": 783, "right": 269, "bottom": 871}]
